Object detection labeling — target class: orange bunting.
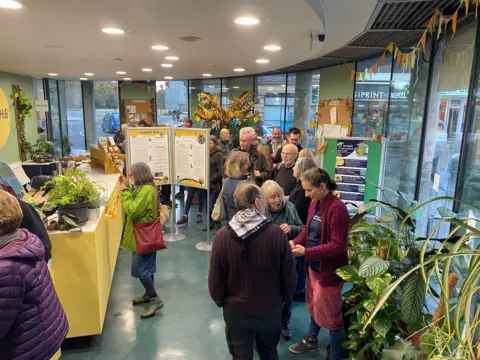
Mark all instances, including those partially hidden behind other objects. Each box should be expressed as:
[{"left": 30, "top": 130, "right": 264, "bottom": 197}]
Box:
[
  {"left": 428, "top": 17, "right": 434, "bottom": 35},
  {"left": 452, "top": 11, "right": 458, "bottom": 38},
  {"left": 420, "top": 34, "right": 427, "bottom": 53},
  {"left": 356, "top": 72, "right": 361, "bottom": 82},
  {"left": 380, "top": 54, "right": 385, "bottom": 65},
  {"left": 372, "top": 63, "right": 378, "bottom": 74},
  {"left": 396, "top": 51, "right": 402, "bottom": 65},
  {"left": 350, "top": 70, "right": 355, "bottom": 82},
  {"left": 444, "top": 18, "right": 450, "bottom": 31},
  {"left": 318, "top": 144, "right": 326, "bottom": 153}
]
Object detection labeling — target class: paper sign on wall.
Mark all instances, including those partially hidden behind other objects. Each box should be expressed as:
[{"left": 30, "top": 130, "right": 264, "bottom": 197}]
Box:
[
  {"left": 127, "top": 105, "right": 136, "bottom": 114},
  {"left": 35, "top": 100, "right": 49, "bottom": 112},
  {"left": 323, "top": 124, "right": 342, "bottom": 137},
  {"left": 330, "top": 106, "right": 337, "bottom": 124}
]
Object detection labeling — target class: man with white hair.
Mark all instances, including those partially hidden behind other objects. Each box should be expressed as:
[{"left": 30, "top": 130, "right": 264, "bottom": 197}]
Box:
[
  {"left": 237, "top": 127, "right": 271, "bottom": 187},
  {"left": 267, "top": 126, "right": 283, "bottom": 157},
  {"left": 219, "top": 128, "right": 231, "bottom": 157},
  {"left": 271, "top": 143, "right": 298, "bottom": 197}
]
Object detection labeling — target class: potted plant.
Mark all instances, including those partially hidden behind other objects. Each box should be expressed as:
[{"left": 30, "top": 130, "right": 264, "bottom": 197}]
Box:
[
  {"left": 42, "top": 168, "right": 103, "bottom": 224},
  {"left": 24, "top": 138, "right": 55, "bottom": 163}
]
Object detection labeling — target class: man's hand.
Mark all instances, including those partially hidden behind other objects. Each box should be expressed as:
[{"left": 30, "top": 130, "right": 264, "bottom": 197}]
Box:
[
  {"left": 254, "top": 170, "right": 261, "bottom": 178},
  {"left": 280, "top": 224, "right": 292, "bottom": 234},
  {"left": 289, "top": 240, "right": 295, "bottom": 250},
  {"left": 292, "top": 245, "right": 305, "bottom": 257}
]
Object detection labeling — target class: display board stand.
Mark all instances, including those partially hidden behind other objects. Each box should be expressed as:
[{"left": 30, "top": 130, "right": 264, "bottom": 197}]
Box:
[{"left": 319, "top": 137, "right": 385, "bottom": 214}]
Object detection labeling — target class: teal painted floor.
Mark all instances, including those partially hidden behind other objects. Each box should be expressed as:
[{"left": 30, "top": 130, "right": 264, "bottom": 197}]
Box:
[{"left": 61, "top": 203, "right": 331, "bottom": 359}]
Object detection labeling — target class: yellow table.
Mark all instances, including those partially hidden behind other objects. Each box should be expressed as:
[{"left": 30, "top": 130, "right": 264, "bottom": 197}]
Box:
[{"left": 49, "top": 173, "right": 124, "bottom": 338}]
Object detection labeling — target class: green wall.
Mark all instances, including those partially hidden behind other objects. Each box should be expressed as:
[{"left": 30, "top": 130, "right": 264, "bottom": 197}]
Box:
[
  {"left": 0, "top": 72, "right": 37, "bottom": 164},
  {"left": 119, "top": 82, "right": 156, "bottom": 100},
  {"left": 320, "top": 64, "right": 354, "bottom": 99}
]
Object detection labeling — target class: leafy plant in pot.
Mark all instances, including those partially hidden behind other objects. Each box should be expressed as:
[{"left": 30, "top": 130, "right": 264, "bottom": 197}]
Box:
[
  {"left": 42, "top": 168, "right": 103, "bottom": 224},
  {"left": 24, "top": 138, "right": 55, "bottom": 163}
]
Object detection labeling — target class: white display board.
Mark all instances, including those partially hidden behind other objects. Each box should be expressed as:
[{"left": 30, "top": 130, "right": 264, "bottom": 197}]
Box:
[
  {"left": 126, "top": 127, "right": 171, "bottom": 185},
  {"left": 173, "top": 128, "right": 210, "bottom": 189}
]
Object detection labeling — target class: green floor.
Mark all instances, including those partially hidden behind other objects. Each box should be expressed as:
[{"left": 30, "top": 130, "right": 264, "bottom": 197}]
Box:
[{"left": 61, "top": 203, "right": 330, "bottom": 359}]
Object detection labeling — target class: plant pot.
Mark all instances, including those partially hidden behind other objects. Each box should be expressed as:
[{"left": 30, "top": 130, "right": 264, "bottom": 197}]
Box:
[
  {"left": 32, "top": 154, "right": 54, "bottom": 163},
  {"left": 58, "top": 202, "right": 89, "bottom": 224},
  {"left": 87, "top": 208, "right": 100, "bottom": 220}
]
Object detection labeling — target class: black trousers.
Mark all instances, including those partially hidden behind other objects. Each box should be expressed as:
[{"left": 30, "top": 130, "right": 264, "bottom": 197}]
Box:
[{"left": 223, "top": 306, "right": 281, "bottom": 360}]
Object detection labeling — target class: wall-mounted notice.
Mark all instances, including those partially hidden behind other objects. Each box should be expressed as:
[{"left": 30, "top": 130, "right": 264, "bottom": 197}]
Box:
[
  {"left": 333, "top": 139, "right": 369, "bottom": 206},
  {"left": 174, "top": 128, "right": 208, "bottom": 189},
  {"left": 127, "top": 128, "right": 170, "bottom": 184}
]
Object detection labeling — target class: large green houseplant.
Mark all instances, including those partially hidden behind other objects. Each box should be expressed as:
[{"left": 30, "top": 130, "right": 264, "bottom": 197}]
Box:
[
  {"left": 360, "top": 196, "right": 480, "bottom": 359},
  {"left": 42, "top": 168, "right": 104, "bottom": 223},
  {"left": 24, "top": 138, "right": 55, "bottom": 163}
]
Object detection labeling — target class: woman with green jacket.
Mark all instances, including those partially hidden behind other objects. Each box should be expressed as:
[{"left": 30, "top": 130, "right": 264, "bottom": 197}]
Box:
[{"left": 120, "top": 162, "right": 164, "bottom": 318}]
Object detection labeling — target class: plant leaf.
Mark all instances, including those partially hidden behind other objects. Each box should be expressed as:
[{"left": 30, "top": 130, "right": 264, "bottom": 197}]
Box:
[
  {"left": 336, "top": 265, "right": 362, "bottom": 283},
  {"left": 378, "top": 212, "right": 396, "bottom": 222},
  {"left": 382, "top": 338, "right": 422, "bottom": 360},
  {"left": 366, "top": 273, "right": 392, "bottom": 295},
  {"left": 437, "top": 206, "right": 457, "bottom": 219},
  {"left": 401, "top": 274, "right": 426, "bottom": 325},
  {"left": 62, "top": 215, "right": 80, "bottom": 230},
  {"left": 372, "top": 316, "right": 391, "bottom": 338},
  {"left": 363, "top": 298, "right": 376, "bottom": 312},
  {"left": 358, "top": 256, "right": 390, "bottom": 278}
]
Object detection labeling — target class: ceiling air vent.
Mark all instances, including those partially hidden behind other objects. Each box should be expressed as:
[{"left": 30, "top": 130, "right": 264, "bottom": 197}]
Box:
[{"left": 179, "top": 36, "right": 201, "bottom": 42}]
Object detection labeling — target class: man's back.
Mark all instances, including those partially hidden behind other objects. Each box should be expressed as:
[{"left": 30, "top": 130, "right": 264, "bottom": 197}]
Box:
[{"left": 208, "top": 223, "right": 296, "bottom": 317}]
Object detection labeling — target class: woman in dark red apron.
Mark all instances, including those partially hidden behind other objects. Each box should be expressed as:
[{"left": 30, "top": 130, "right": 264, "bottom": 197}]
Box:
[{"left": 287, "top": 168, "right": 349, "bottom": 360}]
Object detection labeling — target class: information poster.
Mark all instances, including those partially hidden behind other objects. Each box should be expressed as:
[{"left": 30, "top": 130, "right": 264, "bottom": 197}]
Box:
[
  {"left": 127, "top": 128, "right": 170, "bottom": 184},
  {"left": 333, "top": 139, "right": 369, "bottom": 206},
  {"left": 174, "top": 128, "right": 208, "bottom": 189}
]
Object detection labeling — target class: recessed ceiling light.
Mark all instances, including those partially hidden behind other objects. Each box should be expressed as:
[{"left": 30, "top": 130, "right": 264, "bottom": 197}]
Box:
[
  {"left": 79, "top": 77, "right": 88, "bottom": 81},
  {"left": 116, "top": 71, "right": 127, "bottom": 75},
  {"left": 234, "top": 68, "right": 245, "bottom": 72},
  {"left": 235, "top": 17, "right": 259, "bottom": 25},
  {"left": 161, "top": 63, "right": 173, "bottom": 68},
  {"left": 233, "top": 86, "right": 240, "bottom": 89},
  {"left": 165, "top": 56, "right": 179, "bottom": 61},
  {"left": 48, "top": 73, "right": 58, "bottom": 77},
  {"left": 0, "top": 0, "right": 22, "bottom": 9},
  {"left": 281, "top": 84, "right": 286, "bottom": 87},
  {"left": 224, "top": 87, "right": 229, "bottom": 90},
  {"left": 142, "top": 68, "right": 153, "bottom": 72},
  {"left": 102, "top": 28, "right": 124, "bottom": 35},
  {"left": 84, "top": 72, "right": 94, "bottom": 76},
  {"left": 151, "top": 45, "right": 169, "bottom": 51},
  {"left": 264, "top": 45, "right": 282, "bottom": 51},
  {"left": 256, "top": 59, "right": 270, "bottom": 64},
  {"left": 202, "top": 73, "right": 212, "bottom": 77},
  {"left": 312, "top": 84, "right": 319, "bottom": 87},
  {"left": 165, "top": 76, "right": 173, "bottom": 80},
  {"left": 123, "top": 77, "right": 131, "bottom": 81}
]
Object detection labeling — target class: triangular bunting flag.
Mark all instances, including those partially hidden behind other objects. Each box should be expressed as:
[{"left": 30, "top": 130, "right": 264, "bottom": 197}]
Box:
[
  {"left": 372, "top": 63, "right": 378, "bottom": 74},
  {"left": 361, "top": 72, "right": 366, "bottom": 82},
  {"left": 356, "top": 72, "right": 360, "bottom": 81},
  {"left": 410, "top": 50, "right": 416, "bottom": 69},
  {"left": 368, "top": 67, "right": 372, "bottom": 79},
  {"left": 380, "top": 54, "right": 385, "bottom": 65},
  {"left": 452, "top": 11, "right": 458, "bottom": 38},
  {"left": 464, "top": 0, "right": 469, "bottom": 15},
  {"left": 437, "top": 16, "right": 443, "bottom": 39},
  {"left": 420, "top": 34, "right": 427, "bottom": 53},
  {"left": 394, "top": 47, "right": 399, "bottom": 60},
  {"left": 396, "top": 50, "right": 402, "bottom": 65},
  {"left": 428, "top": 17, "right": 434, "bottom": 35},
  {"left": 350, "top": 70, "right": 355, "bottom": 81},
  {"left": 141, "top": 85, "right": 145, "bottom": 91},
  {"left": 386, "top": 42, "right": 394, "bottom": 53},
  {"left": 444, "top": 18, "right": 450, "bottom": 32},
  {"left": 476, "top": 0, "right": 479, "bottom": 18}
]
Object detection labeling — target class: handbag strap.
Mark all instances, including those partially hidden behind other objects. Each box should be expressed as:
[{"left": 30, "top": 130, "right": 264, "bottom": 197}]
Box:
[{"left": 156, "top": 186, "right": 161, "bottom": 218}]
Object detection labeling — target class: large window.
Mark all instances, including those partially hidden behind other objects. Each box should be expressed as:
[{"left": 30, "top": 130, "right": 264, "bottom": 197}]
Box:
[
  {"left": 64, "top": 80, "right": 85, "bottom": 154},
  {"left": 94, "top": 81, "right": 119, "bottom": 143},
  {"left": 417, "top": 22, "right": 477, "bottom": 237},
  {"left": 382, "top": 44, "right": 430, "bottom": 208},
  {"left": 156, "top": 80, "right": 188, "bottom": 126},
  {"left": 47, "top": 79, "right": 62, "bottom": 156},
  {"left": 256, "top": 74, "right": 287, "bottom": 136},
  {"left": 189, "top": 79, "right": 221, "bottom": 127},
  {"left": 352, "top": 56, "right": 393, "bottom": 137},
  {"left": 33, "top": 80, "right": 47, "bottom": 136},
  {"left": 222, "top": 77, "right": 254, "bottom": 109}
]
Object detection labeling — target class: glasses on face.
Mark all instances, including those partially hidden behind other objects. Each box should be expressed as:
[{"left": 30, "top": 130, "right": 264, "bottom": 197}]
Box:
[{"left": 289, "top": 136, "right": 300, "bottom": 144}]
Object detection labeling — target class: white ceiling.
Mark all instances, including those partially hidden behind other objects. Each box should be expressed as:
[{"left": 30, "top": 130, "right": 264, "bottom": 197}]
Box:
[{"left": 0, "top": 0, "right": 378, "bottom": 80}]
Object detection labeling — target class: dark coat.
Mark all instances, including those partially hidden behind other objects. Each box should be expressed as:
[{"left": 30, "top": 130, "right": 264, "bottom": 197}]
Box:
[
  {"left": 18, "top": 200, "right": 52, "bottom": 262},
  {"left": 0, "top": 229, "right": 68, "bottom": 359},
  {"left": 210, "top": 148, "right": 224, "bottom": 193},
  {"left": 288, "top": 180, "right": 311, "bottom": 224}
]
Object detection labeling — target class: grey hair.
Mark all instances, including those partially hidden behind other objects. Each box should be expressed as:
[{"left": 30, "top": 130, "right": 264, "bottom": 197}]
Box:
[
  {"left": 220, "top": 128, "right": 229, "bottom": 135},
  {"left": 261, "top": 180, "right": 284, "bottom": 199},
  {"left": 294, "top": 157, "right": 317, "bottom": 180},
  {"left": 239, "top": 127, "right": 256, "bottom": 139},
  {"left": 234, "top": 182, "right": 262, "bottom": 210},
  {"left": 129, "top": 162, "right": 154, "bottom": 186}
]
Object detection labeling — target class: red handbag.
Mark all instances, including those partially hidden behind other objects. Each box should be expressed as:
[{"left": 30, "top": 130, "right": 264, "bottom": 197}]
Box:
[{"left": 133, "top": 188, "right": 167, "bottom": 255}]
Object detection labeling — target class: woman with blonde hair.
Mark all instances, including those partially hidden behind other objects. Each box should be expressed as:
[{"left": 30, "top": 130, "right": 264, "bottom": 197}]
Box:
[
  {"left": 120, "top": 162, "right": 164, "bottom": 318},
  {"left": 222, "top": 151, "right": 250, "bottom": 221},
  {"left": 298, "top": 148, "right": 315, "bottom": 160},
  {"left": 261, "top": 180, "right": 304, "bottom": 341},
  {"left": 0, "top": 190, "right": 68, "bottom": 358}
]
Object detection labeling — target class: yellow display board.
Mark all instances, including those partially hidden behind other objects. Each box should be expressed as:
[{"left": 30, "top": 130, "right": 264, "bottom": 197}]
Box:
[
  {"left": 49, "top": 182, "right": 124, "bottom": 338},
  {"left": 0, "top": 88, "right": 11, "bottom": 150}
]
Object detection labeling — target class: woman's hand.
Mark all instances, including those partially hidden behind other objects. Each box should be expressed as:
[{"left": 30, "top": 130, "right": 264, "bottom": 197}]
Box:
[
  {"left": 292, "top": 244, "right": 305, "bottom": 257},
  {"left": 280, "top": 224, "right": 292, "bottom": 234},
  {"left": 119, "top": 175, "right": 128, "bottom": 190},
  {"left": 289, "top": 240, "right": 295, "bottom": 250}
]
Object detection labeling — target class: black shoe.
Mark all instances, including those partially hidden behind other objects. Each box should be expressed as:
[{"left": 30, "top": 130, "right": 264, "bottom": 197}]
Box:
[
  {"left": 196, "top": 214, "right": 203, "bottom": 223},
  {"left": 202, "top": 222, "right": 216, "bottom": 232},
  {"left": 288, "top": 336, "right": 318, "bottom": 354},
  {"left": 176, "top": 215, "right": 188, "bottom": 225}
]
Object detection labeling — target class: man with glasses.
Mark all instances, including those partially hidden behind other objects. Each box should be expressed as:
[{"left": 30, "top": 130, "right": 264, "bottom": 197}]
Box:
[
  {"left": 273, "top": 127, "right": 303, "bottom": 165},
  {"left": 208, "top": 182, "right": 296, "bottom": 360},
  {"left": 272, "top": 144, "right": 299, "bottom": 197}
]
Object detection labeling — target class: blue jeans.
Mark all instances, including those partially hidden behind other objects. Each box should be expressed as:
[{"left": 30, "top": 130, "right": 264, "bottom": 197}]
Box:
[{"left": 307, "top": 316, "right": 345, "bottom": 360}]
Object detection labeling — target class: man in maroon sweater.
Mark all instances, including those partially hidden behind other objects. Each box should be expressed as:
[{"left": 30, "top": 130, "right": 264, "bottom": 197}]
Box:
[{"left": 208, "top": 182, "right": 297, "bottom": 360}]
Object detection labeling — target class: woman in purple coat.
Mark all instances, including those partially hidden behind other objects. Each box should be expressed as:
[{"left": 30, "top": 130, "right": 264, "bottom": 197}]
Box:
[{"left": 0, "top": 190, "right": 68, "bottom": 360}]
